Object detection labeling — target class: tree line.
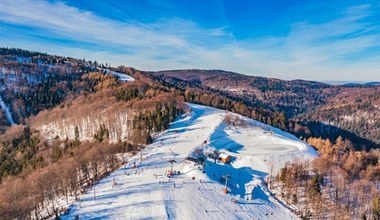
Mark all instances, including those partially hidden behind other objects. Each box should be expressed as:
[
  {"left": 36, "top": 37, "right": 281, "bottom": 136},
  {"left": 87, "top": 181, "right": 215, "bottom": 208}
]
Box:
[
  {"left": 271, "top": 136, "right": 380, "bottom": 219},
  {"left": 130, "top": 99, "right": 183, "bottom": 145},
  {"left": 0, "top": 141, "right": 139, "bottom": 219}
]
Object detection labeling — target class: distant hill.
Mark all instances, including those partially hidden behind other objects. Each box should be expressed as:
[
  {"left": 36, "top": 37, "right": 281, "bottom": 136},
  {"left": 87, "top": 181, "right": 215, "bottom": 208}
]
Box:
[
  {"left": 150, "top": 69, "right": 336, "bottom": 118},
  {"left": 364, "top": 82, "right": 380, "bottom": 86},
  {"left": 342, "top": 82, "right": 380, "bottom": 87}
]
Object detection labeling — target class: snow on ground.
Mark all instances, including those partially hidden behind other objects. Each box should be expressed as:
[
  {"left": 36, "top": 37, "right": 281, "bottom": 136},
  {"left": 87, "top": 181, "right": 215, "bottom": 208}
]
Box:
[
  {"left": 0, "top": 94, "right": 15, "bottom": 125},
  {"left": 100, "top": 68, "right": 135, "bottom": 82},
  {"left": 62, "top": 104, "right": 317, "bottom": 220},
  {"left": 210, "top": 114, "right": 317, "bottom": 173}
]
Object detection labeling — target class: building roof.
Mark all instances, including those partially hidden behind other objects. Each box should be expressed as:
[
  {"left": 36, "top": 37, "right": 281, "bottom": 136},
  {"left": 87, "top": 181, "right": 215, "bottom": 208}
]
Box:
[{"left": 219, "top": 153, "right": 230, "bottom": 159}]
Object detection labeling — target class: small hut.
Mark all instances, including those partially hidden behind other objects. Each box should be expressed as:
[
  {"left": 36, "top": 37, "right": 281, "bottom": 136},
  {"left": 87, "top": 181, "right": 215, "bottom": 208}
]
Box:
[{"left": 219, "top": 153, "right": 231, "bottom": 164}]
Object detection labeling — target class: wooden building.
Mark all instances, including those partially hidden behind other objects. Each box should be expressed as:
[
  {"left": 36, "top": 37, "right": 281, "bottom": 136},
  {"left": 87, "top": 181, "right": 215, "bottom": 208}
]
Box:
[{"left": 219, "top": 153, "right": 231, "bottom": 164}]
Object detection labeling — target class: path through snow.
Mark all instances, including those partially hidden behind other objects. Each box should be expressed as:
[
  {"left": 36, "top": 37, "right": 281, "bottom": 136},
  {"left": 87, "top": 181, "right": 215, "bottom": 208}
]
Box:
[{"left": 0, "top": 95, "right": 15, "bottom": 125}]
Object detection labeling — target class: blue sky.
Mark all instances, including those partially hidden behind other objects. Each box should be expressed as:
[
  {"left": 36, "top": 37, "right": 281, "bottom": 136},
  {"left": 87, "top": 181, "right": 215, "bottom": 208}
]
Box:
[{"left": 1, "top": 0, "right": 380, "bottom": 81}]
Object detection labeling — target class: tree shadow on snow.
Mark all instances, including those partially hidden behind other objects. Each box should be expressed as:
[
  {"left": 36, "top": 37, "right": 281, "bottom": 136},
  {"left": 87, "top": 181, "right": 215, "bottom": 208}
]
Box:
[{"left": 209, "top": 123, "right": 244, "bottom": 153}]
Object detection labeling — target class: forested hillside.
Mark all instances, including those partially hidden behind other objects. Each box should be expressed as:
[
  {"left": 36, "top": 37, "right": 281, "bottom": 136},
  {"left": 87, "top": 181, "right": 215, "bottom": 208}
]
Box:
[
  {"left": 0, "top": 49, "right": 185, "bottom": 181},
  {"left": 150, "top": 69, "right": 337, "bottom": 117},
  {"left": 0, "top": 48, "right": 185, "bottom": 219},
  {"left": 296, "top": 87, "right": 380, "bottom": 147},
  {"left": 0, "top": 48, "right": 94, "bottom": 125}
]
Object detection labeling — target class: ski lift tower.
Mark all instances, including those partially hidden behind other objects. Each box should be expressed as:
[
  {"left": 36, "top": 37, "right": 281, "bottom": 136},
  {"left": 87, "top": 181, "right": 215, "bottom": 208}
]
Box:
[
  {"left": 139, "top": 144, "right": 144, "bottom": 161},
  {"left": 268, "top": 162, "right": 274, "bottom": 189},
  {"left": 168, "top": 159, "right": 177, "bottom": 176},
  {"left": 223, "top": 174, "right": 231, "bottom": 194}
]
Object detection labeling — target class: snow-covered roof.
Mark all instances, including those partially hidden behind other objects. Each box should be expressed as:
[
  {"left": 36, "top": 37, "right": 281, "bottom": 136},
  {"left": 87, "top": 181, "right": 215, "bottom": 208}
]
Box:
[{"left": 219, "top": 153, "right": 230, "bottom": 159}]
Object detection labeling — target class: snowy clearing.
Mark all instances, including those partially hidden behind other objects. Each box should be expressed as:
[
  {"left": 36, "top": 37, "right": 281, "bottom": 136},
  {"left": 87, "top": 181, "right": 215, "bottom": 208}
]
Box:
[
  {"left": 0, "top": 94, "right": 15, "bottom": 125},
  {"left": 100, "top": 68, "right": 135, "bottom": 82},
  {"left": 62, "top": 103, "right": 317, "bottom": 220}
]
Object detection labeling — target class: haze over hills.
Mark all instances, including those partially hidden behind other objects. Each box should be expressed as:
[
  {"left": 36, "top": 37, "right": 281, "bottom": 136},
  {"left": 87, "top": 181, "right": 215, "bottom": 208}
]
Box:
[
  {"left": 343, "top": 82, "right": 380, "bottom": 87},
  {"left": 323, "top": 81, "right": 380, "bottom": 86}
]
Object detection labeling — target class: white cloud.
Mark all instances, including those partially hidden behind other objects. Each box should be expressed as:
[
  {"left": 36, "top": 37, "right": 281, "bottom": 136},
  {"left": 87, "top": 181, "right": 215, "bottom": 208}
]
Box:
[{"left": 0, "top": 0, "right": 379, "bottom": 81}]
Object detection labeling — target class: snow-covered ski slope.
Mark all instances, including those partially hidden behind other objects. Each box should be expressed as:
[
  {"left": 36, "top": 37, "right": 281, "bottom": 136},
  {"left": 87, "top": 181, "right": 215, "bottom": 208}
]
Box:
[
  {"left": 63, "top": 103, "right": 317, "bottom": 220},
  {"left": 0, "top": 94, "right": 15, "bottom": 125},
  {"left": 100, "top": 68, "right": 135, "bottom": 82}
]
